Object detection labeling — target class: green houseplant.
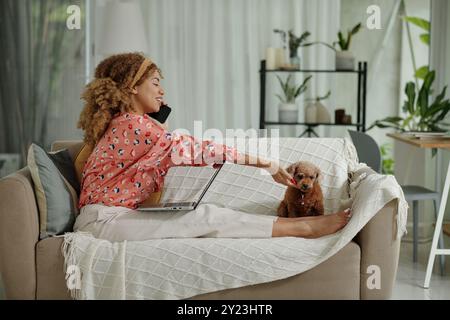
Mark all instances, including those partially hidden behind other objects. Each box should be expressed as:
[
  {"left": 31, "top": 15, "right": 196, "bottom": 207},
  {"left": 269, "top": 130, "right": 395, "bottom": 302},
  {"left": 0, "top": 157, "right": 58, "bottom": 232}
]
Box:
[
  {"left": 312, "top": 22, "right": 362, "bottom": 70},
  {"left": 276, "top": 74, "right": 312, "bottom": 123},
  {"left": 288, "top": 30, "right": 311, "bottom": 68},
  {"left": 369, "top": 70, "right": 450, "bottom": 133},
  {"left": 273, "top": 29, "right": 312, "bottom": 69},
  {"left": 333, "top": 23, "right": 362, "bottom": 51}
]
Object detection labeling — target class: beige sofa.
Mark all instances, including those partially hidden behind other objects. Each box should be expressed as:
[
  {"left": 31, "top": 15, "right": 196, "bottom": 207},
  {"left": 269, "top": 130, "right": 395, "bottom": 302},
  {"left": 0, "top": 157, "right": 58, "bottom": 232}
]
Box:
[{"left": 0, "top": 141, "right": 401, "bottom": 300}]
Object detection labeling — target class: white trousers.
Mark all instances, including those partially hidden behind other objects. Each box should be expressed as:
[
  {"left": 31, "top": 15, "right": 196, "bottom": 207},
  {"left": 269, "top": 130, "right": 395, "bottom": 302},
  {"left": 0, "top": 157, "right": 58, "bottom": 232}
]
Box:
[{"left": 74, "top": 204, "right": 277, "bottom": 242}]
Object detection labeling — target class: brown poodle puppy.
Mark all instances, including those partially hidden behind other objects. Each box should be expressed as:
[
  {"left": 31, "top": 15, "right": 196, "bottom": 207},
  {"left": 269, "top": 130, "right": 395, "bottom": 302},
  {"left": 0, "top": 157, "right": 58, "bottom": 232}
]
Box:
[{"left": 277, "top": 161, "right": 324, "bottom": 218}]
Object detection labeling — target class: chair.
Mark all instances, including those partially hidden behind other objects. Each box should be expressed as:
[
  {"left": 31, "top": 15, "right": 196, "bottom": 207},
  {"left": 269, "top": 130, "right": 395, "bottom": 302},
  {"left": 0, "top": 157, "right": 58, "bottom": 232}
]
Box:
[{"left": 348, "top": 130, "right": 446, "bottom": 273}]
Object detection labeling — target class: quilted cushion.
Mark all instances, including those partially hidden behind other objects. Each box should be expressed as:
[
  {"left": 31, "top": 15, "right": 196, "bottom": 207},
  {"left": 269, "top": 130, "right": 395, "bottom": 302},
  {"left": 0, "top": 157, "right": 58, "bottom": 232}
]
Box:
[{"left": 162, "top": 138, "right": 352, "bottom": 214}]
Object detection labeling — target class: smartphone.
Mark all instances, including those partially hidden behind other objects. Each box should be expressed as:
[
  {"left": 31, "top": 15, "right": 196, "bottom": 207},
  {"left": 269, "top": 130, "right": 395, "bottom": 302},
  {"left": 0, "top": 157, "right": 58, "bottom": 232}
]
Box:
[{"left": 147, "top": 104, "right": 172, "bottom": 124}]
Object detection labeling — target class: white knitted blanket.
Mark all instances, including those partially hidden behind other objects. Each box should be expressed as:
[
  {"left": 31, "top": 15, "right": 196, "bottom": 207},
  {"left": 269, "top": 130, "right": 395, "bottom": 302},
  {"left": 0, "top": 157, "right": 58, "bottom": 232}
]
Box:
[{"left": 62, "top": 138, "right": 408, "bottom": 299}]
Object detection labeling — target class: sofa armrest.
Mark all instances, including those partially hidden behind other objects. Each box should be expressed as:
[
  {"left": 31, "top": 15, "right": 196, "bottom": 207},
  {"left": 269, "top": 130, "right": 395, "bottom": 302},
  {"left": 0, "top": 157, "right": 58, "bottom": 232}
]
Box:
[
  {"left": 0, "top": 168, "right": 40, "bottom": 299},
  {"left": 354, "top": 199, "right": 400, "bottom": 300}
]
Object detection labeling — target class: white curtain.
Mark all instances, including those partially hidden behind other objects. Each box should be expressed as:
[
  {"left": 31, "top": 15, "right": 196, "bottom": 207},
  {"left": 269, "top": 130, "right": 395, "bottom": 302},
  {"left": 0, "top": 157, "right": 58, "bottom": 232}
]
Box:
[
  {"left": 135, "top": 0, "right": 340, "bottom": 135},
  {"left": 430, "top": 0, "right": 450, "bottom": 94}
]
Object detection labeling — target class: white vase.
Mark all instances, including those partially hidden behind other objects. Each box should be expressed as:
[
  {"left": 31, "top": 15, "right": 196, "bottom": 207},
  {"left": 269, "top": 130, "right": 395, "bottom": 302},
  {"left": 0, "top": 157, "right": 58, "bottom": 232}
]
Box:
[
  {"left": 305, "top": 102, "right": 318, "bottom": 123},
  {"left": 315, "top": 101, "right": 331, "bottom": 123},
  {"left": 335, "top": 51, "right": 355, "bottom": 71},
  {"left": 278, "top": 103, "right": 298, "bottom": 123}
]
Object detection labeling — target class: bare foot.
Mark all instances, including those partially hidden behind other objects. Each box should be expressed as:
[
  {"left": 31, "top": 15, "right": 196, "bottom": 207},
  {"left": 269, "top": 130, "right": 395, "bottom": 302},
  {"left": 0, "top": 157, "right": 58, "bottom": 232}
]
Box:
[{"left": 272, "top": 209, "right": 352, "bottom": 238}]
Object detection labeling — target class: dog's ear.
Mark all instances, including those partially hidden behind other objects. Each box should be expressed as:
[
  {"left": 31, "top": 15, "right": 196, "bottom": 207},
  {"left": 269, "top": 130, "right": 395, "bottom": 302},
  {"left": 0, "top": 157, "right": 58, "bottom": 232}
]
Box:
[
  {"left": 286, "top": 163, "right": 297, "bottom": 175},
  {"left": 315, "top": 167, "right": 322, "bottom": 182}
]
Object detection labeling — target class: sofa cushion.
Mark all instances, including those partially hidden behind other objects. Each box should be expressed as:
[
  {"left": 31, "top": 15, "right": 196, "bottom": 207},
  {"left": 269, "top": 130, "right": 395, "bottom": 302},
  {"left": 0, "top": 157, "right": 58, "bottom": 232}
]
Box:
[{"left": 27, "top": 144, "right": 79, "bottom": 239}]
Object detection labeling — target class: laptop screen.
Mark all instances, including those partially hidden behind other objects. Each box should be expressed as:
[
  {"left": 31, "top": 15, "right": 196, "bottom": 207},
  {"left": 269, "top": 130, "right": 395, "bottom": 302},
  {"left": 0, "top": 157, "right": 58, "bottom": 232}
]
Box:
[{"left": 192, "top": 164, "right": 223, "bottom": 207}]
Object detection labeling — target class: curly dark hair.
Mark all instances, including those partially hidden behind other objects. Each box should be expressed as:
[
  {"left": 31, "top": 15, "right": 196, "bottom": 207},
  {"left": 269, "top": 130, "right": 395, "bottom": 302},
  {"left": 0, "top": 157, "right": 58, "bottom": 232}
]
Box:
[{"left": 77, "top": 52, "right": 162, "bottom": 147}]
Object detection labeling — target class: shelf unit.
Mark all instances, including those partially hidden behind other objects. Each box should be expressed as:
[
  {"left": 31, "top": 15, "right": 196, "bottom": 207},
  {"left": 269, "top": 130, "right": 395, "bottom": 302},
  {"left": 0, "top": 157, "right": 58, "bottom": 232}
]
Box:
[{"left": 259, "top": 60, "right": 368, "bottom": 137}]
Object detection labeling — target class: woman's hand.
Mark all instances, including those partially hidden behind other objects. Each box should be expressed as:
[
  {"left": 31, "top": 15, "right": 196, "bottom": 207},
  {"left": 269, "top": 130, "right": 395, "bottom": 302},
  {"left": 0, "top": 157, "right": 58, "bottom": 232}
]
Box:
[
  {"left": 218, "top": 152, "right": 296, "bottom": 188},
  {"left": 266, "top": 161, "right": 297, "bottom": 188}
]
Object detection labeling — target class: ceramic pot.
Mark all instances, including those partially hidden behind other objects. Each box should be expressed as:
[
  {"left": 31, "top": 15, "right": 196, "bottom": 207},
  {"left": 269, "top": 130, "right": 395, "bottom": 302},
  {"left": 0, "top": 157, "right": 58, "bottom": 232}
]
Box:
[
  {"left": 315, "top": 101, "right": 331, "bottom": 123},
  {"left": 279, "top": 103, "right": 299, "bottom": 123},
  {"left": 335, "top": 51, "right": 355, "bottom": 71},
  {"left": 305, "top": 102, "right": 318, "bottom": 123}
]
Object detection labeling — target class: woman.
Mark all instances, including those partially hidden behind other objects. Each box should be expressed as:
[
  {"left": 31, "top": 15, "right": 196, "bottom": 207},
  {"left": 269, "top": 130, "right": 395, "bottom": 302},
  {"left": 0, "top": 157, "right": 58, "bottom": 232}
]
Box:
[{"left": 74, "top": 52, "right": 351, "bottom": 242}]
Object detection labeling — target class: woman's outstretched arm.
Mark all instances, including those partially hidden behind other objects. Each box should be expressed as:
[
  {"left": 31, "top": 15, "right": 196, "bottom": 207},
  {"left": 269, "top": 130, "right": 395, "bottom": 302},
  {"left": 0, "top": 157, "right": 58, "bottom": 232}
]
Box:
[{"left": 231, "top": 153, "right": 297, "bottom": 188}]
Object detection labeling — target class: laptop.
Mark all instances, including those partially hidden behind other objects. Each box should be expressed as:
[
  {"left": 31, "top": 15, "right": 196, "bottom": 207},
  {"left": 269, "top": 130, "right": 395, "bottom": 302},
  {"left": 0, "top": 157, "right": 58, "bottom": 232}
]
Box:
[{"left": 136, "top": 164, "right": 223, "bottom": 212}]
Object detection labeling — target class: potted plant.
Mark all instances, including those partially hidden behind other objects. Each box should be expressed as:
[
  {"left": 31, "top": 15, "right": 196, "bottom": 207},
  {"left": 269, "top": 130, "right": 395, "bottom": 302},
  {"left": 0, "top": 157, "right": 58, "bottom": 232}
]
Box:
[
  {"left": 369, "top": 70, "right": 450, "bottom": 132},
  {"left": 312, "top": 23, "right": 362, "bottom": 70},
  {"left": 276, "top": 74, "right": 312, "bottom": 123},
  {"left": 335, "top": 23, "right": 361, "bottom": 70},
  {"left": 287, "top": 30, "right": 311, "bottom": 68},
  {"left": 304, "top": 90, "right": 331, "bottom": 123},
  {"left": 273, "top": 29, "right": 312, "bottom": 69}
]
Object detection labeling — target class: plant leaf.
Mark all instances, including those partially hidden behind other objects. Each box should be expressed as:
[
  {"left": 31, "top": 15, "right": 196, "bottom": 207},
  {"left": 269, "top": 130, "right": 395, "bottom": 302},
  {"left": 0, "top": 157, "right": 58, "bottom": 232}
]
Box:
[
  {"left": 404, "top": 82, "right": 416, "bottom": 114},
  {"left": 338, "top": 31, "right": 346, "bottom": 50},
  {"left": 415, "top": 66, "right": 429, "bottom": 79},
  {"left": 425, "top": 86, "right": 447, "bottom": 117},
  {"left": 433, "top": 99, "right": 450, "bottom": 122},
  {"left": 346, "top": 31, "right": 352, "bottom": 50},
  {"left": 404, "top": 17, "right": 430, "bottom": 31},
  {"left": 298, "top": 31, "right": 311, "bottom": 44},
  {"left": 345, "top": 23, "right": 361, "bottom": 50},
  {"left": 350, "top": 23, "right": 362, "bottom": 35},
  {"left": 420, "top": 34, "right": 430, "bottom": 45},
  {"left": 417, "top": 70, "right": 435, "bottom": 117},
  {"left": 285, "top": 74, "right": 292, "bottom": 92},
  {"left": 294, "top": 75, "right": 312, "bottom": 98},
  {"left": 317, "top": 90, "right": 331, "bottom": 101},
  {"left": 383, "top": 116, "right": 404, "bottom": 122}
]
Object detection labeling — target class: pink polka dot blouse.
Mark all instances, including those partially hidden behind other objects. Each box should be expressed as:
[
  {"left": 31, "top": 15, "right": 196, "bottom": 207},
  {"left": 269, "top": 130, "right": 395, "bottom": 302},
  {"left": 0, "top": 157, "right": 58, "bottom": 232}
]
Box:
[{"left": 78, "top": 113, "right": 238, "bottom": 209}]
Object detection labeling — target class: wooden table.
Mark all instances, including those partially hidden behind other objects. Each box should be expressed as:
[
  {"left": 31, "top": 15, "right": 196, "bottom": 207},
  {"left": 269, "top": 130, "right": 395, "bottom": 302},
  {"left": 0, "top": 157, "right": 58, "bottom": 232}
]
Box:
[
  {"left": 387, "top": 133, "right": 450, "bottom": 288},
  {"left": 387, "top": 133, "right": 450, "bottom": 150}
]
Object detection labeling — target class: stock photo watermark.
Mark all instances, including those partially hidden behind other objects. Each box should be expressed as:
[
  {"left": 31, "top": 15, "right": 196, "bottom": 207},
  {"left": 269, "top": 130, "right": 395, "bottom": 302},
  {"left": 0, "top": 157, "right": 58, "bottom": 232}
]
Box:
[
  {"left": 66, "top": 5, "right": 81, "bottom": 30},
  {"left": 66, "top": 3, "right": 381, "bottom": 30},
  {"left": 366, "top": 5, "right": 382, "bottom": 30},
  {"left": 366, "top": 265, "right": 381, "bottom": 290},
  {"left": 169, "top": 122, "right": 281, "bottom": 173}
]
